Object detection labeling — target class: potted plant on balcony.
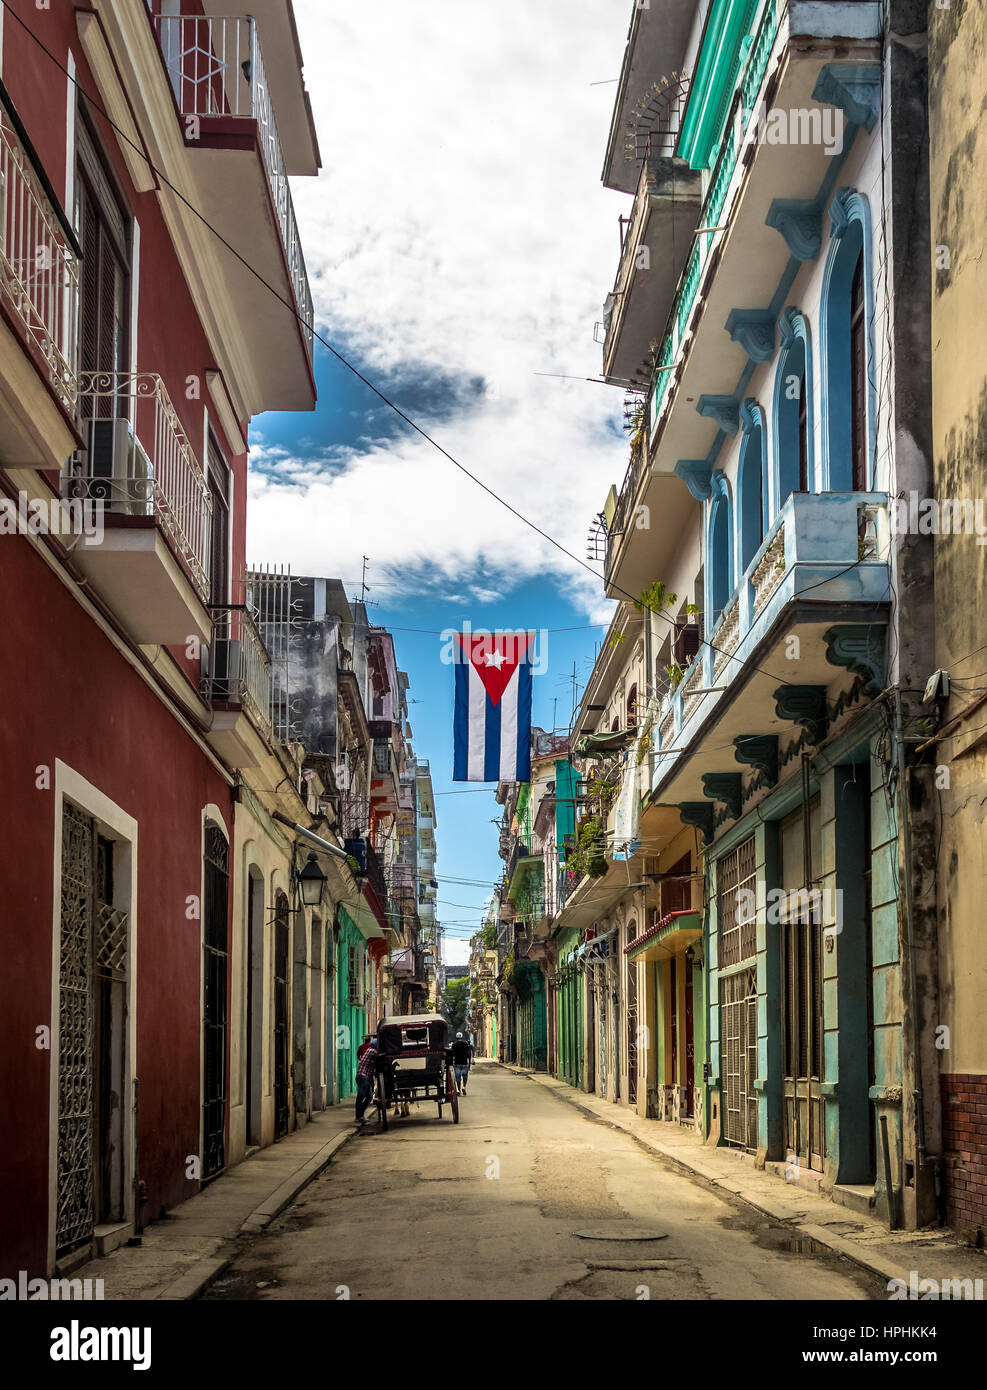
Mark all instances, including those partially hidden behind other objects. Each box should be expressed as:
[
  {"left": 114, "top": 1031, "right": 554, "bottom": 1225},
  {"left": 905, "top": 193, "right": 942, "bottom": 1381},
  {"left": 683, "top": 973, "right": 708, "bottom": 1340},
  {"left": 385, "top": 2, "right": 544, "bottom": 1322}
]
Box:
[{"left": 566, "top": 817, "right": 607, "bottom": 878}]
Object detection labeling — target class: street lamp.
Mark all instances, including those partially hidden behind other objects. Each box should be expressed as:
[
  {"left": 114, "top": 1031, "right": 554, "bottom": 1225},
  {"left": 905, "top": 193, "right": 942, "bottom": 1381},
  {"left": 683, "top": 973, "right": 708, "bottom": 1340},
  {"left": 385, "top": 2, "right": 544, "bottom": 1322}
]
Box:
[{"left": 297, "top": 852, "right": 327, "bottom": 907}]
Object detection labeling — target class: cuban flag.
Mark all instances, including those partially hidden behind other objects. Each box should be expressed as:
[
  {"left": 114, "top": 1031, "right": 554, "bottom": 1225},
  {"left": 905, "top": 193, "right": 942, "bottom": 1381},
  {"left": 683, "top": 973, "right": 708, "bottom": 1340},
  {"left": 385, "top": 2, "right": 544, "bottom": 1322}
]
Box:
[{"left": 453, "top": 631, "right": 534, "bottom": 782}]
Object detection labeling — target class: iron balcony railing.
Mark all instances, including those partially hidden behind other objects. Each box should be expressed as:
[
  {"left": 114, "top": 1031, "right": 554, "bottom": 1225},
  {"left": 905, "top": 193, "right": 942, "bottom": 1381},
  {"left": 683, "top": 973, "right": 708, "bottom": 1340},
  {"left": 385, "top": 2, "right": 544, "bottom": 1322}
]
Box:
[
  {"left": 62, "top": 372, "right": 212, "bottom": 599},
  {"left": 0, "top": 99, "right": 79, "bottom": 411},
  {"left": 203, "top": 604, "right": 273, "bottom": 736},
  {"left": 150, "top": 10, "right": 313, "bottom": 357},
  {"left": 365, "top": 839, "right": 389, "bottom": 912},
  {"left": 505, "top": 838, "right": 534, "bottom": 886}
]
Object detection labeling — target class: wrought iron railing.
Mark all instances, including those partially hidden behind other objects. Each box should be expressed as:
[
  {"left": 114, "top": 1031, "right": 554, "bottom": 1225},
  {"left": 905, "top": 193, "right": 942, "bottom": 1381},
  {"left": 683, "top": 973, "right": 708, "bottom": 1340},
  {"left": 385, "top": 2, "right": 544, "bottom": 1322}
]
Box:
[
  {"left": 246, "top": 563, "right": 299, "bottom": 743},
  {"left": 0, "top": 100, "right": 79, "bottom": 410},
  {"left": 62, "top": 372, "right": 212, "bottom": 598},
  {"left": 203, "top": 604, "right": 273, "bottom": 735},
  {"left": 365, "top": 840, "right": 389, "bottom": 912},
  {"left": 151, "top": 11, "right": 314, "bottom": 355}
]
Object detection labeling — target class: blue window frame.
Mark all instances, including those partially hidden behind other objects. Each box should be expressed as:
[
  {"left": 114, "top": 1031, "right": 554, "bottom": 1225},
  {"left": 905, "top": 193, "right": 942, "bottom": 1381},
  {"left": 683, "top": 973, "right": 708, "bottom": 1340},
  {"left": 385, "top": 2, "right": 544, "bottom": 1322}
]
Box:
[
  {"left": 738, "top": 400, "right": 767, "bottom": 573},
  {"left": 773, "top": 310, "right": 814, "bottom": 512},
  {"left": 821, "top": 188, "right": 875, "bottom": 491}
]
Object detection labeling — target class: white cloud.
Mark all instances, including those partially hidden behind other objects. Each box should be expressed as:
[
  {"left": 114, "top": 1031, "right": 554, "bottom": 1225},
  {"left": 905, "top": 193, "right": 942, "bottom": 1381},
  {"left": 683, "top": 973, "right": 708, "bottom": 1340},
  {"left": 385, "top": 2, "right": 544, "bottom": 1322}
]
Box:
[{"left": 248, "top": 0, "right": 634, "bottom": 618}]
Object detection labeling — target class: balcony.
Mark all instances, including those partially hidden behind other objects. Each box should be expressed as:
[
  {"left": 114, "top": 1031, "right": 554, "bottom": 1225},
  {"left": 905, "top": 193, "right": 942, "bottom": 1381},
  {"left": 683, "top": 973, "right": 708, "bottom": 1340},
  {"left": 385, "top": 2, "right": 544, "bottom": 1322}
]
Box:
[
  {"left": 149, "top": 10, "right": 315, "bottom": 409},
  {"left": 0, "top": 98, "right": 80, "bottom": 467},
  {"left": 601, "top": 152, "right": 702, "bottom": 383},
  {"left": 653, "top": 492, "right": 891, "bottom": 803},
  {"left": 201, "top": 605, "right": 273, "bottom": 766},
  {"left": 604, "top": 0, "right": 883, "bottom": 598},
  {"left": 370, "top": 736, "right": 401, "bottom": 815},
  {"left": 61, "top": 372, "right": 212, "bottom": 644}
]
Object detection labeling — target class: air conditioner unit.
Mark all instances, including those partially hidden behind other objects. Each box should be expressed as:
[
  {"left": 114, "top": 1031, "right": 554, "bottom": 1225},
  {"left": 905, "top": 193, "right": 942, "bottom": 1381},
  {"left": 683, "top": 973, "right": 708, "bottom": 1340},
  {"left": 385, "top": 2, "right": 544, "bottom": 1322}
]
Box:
[{"left": 86, "top": 417, "right": 153, "bottom": 516}]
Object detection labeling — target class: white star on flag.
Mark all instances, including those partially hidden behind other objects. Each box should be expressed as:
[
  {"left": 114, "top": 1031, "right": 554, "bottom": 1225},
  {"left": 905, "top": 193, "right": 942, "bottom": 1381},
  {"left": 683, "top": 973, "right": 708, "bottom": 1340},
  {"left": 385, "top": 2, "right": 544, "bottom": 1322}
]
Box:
[{"left": 484, "top": 651, "right": 506, "bottom": 668}]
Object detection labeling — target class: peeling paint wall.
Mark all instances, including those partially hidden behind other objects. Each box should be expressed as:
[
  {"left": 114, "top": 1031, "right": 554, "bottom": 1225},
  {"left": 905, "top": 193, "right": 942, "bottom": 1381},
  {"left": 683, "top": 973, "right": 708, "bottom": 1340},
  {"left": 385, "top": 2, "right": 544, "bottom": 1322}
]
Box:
[{"left": 929, "top": 0, "right": 987, "bottom": 1239}]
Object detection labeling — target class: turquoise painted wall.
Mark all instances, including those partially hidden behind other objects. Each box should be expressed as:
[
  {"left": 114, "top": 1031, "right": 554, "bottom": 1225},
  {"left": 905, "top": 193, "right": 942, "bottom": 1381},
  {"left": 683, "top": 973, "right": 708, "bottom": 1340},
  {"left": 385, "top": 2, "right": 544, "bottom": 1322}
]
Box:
[
  {"left": 516, "top": 961, "right": 547, "bottom": 1070},
  {"left": 336, "top": 908, "right": 367, "bottom": 1100},
  {"left": 555, "top": 928, "right": 583, "bottom": 1088}
]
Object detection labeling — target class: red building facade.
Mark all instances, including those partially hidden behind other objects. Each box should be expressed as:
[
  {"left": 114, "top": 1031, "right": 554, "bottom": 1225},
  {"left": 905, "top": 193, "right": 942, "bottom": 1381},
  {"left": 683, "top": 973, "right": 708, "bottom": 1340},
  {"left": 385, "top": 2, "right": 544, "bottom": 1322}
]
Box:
[{"left": 0, "top": 0, "right": 318, "bottom": 1275}]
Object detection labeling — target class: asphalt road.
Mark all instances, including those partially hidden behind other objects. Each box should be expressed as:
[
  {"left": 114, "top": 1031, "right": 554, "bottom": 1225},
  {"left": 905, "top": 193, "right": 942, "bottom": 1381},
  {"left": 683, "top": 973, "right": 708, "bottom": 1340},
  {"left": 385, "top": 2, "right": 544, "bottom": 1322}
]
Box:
[{"left": 204, "top": 1062, "right": 884, "bottom": 1301}]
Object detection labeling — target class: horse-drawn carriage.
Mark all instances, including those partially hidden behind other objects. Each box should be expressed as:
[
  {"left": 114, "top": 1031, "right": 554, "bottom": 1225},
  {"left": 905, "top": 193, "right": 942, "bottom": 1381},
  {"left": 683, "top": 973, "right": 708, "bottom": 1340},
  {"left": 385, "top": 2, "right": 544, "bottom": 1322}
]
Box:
[{"left": 374, "top": 1014, "right": 459, "bottom": 1130}]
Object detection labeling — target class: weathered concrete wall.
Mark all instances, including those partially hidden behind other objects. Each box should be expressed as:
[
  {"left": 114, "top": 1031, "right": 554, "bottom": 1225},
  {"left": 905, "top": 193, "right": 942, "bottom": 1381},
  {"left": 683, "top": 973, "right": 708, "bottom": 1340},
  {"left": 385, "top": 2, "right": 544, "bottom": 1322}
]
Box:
[{"left": 929, "top": 0, "right": 987, "bottom": 1239}]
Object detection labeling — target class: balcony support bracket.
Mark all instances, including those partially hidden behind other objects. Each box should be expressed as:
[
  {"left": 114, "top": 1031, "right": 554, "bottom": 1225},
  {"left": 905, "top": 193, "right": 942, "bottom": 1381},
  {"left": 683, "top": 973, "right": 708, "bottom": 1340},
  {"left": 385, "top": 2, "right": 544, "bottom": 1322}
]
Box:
[
  {"left": 823, "top": 624, "right": 886, "bottom": 698},
  {"left": 773, "top": 684, "right": 828, "bottom": 746},
  {"left": 812, "top": 64, "right": 881, "bottom": 135},
  {"left": 733, "top": 734, "right": 779, "bottom": 787},
  {"left": 766, "top": 198, "right": 822, "bottom": 261},
  {"left": 675, "top": 459, "right": 715, "bottom": 501},
  {"left": 697, "top": 394, "right": 740, "bottom": 435},
  {"left": 701, "top": 772, "right": 743, "bottom": 820},
  {"left": 678, "top": 802, "right": 716, "bottom": 846},
  {"left": 725, "top": 309, "right": 775, "bottom": 362}
]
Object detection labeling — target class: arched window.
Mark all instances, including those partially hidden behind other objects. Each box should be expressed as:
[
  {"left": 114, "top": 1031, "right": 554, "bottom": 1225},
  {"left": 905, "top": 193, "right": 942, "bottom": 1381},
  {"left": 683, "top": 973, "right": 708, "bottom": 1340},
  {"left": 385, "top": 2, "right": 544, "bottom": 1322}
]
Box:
[
  {"left": 850, "top": 250, "right": 866, "bottom": 491},
  {"left": 738, "top": 400, "right": 767, "bottom": 572},
  {"left": 626, "top": 683, "right": 638, "bottom": 726},
  {"left": 706, "top": 472, "right": 733, "bottom": 629},
  {"left": 822, "top": 189, "right": 874, "bottom": 491},
  {"left": 202, "top": 821, "right": 229, "bottom": 1178},
  {"left": 774, "top": 310, "right": 814, "bottom": 509}
]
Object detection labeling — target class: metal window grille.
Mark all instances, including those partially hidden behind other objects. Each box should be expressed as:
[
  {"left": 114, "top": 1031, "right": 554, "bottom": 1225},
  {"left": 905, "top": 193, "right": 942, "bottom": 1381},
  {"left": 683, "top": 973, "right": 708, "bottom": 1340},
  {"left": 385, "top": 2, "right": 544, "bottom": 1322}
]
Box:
[
  {"left": 247, "top": 563, "right": 301, "bottom": 743},
  {"left": 720, "top": 965, "right": 757, "bottom": 1150},
  {"left": 716, "top": 834, "right": 757, "bottom": 968},
  {"left": 56, "top": 804, "right": 130, "bottom": 1255}
]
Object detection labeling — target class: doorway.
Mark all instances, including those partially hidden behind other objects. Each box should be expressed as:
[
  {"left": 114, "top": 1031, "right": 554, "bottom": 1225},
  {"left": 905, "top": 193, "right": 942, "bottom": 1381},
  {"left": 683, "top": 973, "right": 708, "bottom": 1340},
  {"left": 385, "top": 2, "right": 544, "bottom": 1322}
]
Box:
[
  {"left": 720, "top": 966, "right": 758, "bottom": 1150},
  {"left": 245, "top": 871, "right": 264, "bottom": 1147},
  {"left": 55, "top": 803, "right": 130, "bottom": 1257},
  {"left": 273, "top": 891, "right": 290, "bottom": 1139},
  {"left": 779, "top": 801, "right": 824, "bottom": 1173},
  {"left": 626, "top": 930, "right": 638, "bottom": 1107},
  {"left": 202, "top": 823, "right": 229, "bottom": 1180},
  {"left": 309, "top": 918, "right": 323, "bottom": 1109}
]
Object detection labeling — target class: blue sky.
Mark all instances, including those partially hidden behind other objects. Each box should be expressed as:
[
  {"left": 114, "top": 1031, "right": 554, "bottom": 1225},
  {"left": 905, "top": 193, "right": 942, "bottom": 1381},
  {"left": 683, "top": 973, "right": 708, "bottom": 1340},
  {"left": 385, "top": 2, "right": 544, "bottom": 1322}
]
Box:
[
  {"left": 252, "top": 343, "right": 611, "bottom": 962},
  {"left": 247, "top": 2, "right": 638, "bottom": 960}
]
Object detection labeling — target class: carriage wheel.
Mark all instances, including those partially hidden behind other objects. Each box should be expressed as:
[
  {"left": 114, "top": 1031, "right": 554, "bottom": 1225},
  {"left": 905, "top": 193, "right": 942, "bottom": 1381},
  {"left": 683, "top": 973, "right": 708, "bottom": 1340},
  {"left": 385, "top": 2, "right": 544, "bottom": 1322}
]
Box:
[
  {"left": 451, "top": 1087, "right": 460, "bottom": 1124},
  {"left": 447, "top": 1066, "right": 460, "bottom": 1124}
]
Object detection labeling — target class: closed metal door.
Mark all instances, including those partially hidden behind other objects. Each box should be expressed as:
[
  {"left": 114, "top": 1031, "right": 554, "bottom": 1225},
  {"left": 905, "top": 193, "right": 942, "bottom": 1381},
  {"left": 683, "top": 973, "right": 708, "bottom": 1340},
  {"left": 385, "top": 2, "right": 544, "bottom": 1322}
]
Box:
[
  {"left": 626, "top": 952, "right": 638, "bottom": 1106},
  {"left": 721, "top": 966, "right": 757, "bottom": 1150},
  {"left": 57, "top": 805, "right": 129, "bottom": 1253},
  {"left": 56, "top": 804, "right": 97, "bottom": 1256},
  {"left": 202, "top": 824, "right": 229, "bottom": 1179},
  {"left": 780, "top": 802, "right": 825, "bottom": 1172},
  {"left": 273, "top": 892, "right": 290, "bottom": 1138}
]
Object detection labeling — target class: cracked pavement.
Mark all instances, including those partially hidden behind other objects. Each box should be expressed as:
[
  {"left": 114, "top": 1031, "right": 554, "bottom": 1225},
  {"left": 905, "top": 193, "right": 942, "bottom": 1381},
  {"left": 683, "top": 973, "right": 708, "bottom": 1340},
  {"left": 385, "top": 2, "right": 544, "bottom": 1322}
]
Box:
[{"left": 203, "top": 1063, "right": 885, "bottom": 1301}]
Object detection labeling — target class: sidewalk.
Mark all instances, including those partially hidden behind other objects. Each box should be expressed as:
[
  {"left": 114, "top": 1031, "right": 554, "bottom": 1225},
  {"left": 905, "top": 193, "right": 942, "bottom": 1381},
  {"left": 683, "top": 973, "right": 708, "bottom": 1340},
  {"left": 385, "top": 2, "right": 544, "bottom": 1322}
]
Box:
[
  {"left": 75, "top": 1107, "right": 360, "bottom": 1300},
  {"left": 502, "top": 1064, "right": 987, "bottom": 1292}
]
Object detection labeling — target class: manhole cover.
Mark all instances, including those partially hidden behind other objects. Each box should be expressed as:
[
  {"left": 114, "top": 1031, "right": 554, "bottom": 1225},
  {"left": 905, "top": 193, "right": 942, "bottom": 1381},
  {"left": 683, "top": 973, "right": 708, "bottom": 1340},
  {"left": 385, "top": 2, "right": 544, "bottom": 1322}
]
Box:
[{"left": 573, "top": 1224, "right": 668, "bottom": 1242}]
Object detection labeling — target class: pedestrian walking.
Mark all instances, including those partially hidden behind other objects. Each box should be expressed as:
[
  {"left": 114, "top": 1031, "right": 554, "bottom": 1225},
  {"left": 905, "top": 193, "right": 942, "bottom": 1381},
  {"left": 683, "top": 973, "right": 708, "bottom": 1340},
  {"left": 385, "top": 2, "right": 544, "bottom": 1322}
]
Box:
[
  {"left": 450, "top": 1031, "right": 471, "bottom": 1095},
  {"left": 355, "top": 1035, "right": 377, "bottom": 1126}
]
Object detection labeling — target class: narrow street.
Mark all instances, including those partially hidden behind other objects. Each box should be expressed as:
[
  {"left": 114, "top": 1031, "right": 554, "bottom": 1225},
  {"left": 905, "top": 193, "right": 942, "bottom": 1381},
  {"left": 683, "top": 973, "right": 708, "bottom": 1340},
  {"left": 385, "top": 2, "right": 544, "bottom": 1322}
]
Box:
[{"left": 204, "top": 1064, "right": 883, "bottom": 1301}]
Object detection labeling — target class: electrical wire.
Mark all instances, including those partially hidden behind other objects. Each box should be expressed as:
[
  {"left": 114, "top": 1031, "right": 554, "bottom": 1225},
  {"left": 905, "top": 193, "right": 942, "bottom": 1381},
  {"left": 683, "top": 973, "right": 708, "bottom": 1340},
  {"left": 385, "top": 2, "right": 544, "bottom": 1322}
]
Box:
[{"left": 3, "top": 1, "right": 819, "bottom": 694}]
